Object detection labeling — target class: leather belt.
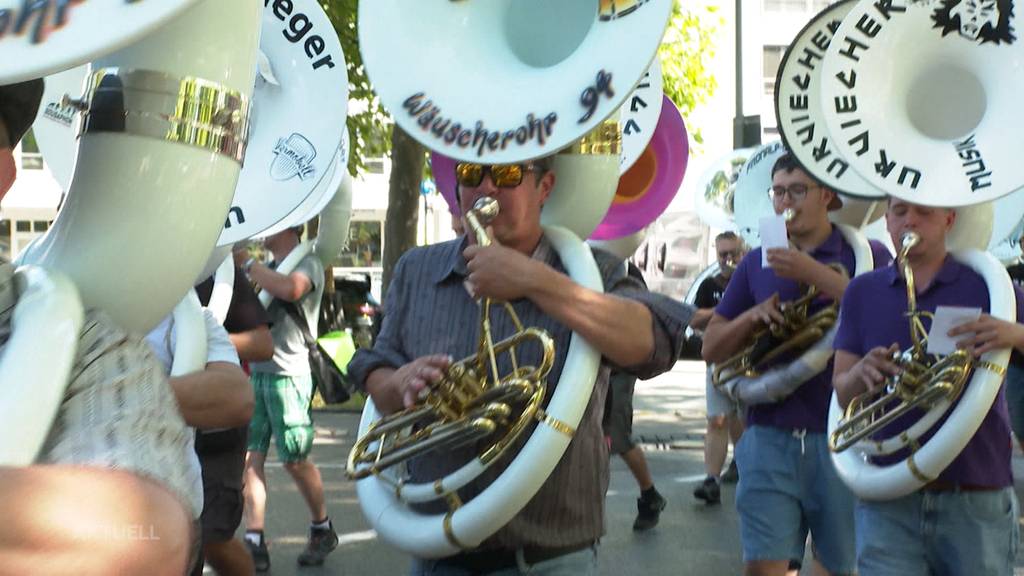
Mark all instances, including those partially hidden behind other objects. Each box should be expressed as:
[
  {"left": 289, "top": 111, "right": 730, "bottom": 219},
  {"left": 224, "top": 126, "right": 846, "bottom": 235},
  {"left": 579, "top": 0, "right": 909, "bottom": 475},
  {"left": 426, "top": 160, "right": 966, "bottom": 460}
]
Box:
[{"left": 436, "top": 541, "right": 595, "bottom": 574}]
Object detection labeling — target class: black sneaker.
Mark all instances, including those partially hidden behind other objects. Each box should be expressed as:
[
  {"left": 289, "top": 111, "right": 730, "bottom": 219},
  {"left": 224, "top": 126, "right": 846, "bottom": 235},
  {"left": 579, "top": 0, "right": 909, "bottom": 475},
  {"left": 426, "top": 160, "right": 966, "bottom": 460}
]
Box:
[
  {"left": 245, "top": 537, "right": 270, "bottom": 572},
  {"left": 721, "top": 460, "right": 739, "bottom": 484},
  {"left": 633, "top": 490, "right": 667, "bottom": 531},
  {"left": 693, "top": 477, "right": 721, "bottom": 505},
  {"left": 297, "top": 524, "right": 339, "bottom": 566}
]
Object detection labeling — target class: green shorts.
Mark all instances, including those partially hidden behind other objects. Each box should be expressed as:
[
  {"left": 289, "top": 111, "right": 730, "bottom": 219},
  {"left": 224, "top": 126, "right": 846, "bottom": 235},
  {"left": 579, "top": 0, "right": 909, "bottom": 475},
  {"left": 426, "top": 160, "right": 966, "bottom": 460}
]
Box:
[{"left": 247, "top": 372, "right": 315, "bottom": 462}]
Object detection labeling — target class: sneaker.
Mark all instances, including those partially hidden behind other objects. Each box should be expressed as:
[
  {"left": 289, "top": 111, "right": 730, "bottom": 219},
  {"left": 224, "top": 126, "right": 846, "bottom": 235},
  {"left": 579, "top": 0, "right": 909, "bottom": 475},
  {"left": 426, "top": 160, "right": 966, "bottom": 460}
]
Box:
[
  {"left": 721, "top": 460, "right": 739, "bottom": 484},
  {"left": 633, "top": 490, "right": 667, "bottom": 531},
  {"left": 245, "top": 537, "right": 270, "bottom": 572},
  {"left": 693, "top": 476, "right": 721, "bottom": 505},
  {"left": 297, "top": 524, "right": 339, "bottom": 566}
]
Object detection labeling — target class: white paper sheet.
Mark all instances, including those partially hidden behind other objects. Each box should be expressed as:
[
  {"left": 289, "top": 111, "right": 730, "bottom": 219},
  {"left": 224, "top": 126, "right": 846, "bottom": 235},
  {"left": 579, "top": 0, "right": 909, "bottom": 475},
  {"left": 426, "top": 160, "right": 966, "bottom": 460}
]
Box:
[
  {"left": 926, "top": 306, "right": 982, "bottom": 356},
  {"left": 760, "top": 214, "right": 789, "bottom": 267}
]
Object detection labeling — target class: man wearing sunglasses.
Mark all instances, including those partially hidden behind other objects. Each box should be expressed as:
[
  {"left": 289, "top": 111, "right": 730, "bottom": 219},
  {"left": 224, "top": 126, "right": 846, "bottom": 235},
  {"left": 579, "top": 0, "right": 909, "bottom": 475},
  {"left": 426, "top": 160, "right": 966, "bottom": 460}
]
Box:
[
  {"left": 349, "top": 155, "right": 691, "bottom": 575},
  {"left": 702, "top": 153, "right": 891, "bottom": 576}
]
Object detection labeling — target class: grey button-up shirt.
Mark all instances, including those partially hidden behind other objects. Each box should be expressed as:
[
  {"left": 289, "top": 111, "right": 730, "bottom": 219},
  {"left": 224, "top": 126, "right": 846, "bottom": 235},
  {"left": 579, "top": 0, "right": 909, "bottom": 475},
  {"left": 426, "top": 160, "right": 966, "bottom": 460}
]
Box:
[{"left": 348, "top": 234, "right": 691, "bottom": 550}]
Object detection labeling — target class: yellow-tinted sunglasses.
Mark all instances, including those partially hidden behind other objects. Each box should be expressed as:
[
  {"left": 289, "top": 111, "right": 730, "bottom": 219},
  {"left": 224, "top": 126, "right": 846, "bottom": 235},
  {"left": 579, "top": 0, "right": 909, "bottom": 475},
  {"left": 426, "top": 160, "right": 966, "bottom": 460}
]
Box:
[{"left": 455, "top": 162, "right": 539, "bottom": 188}]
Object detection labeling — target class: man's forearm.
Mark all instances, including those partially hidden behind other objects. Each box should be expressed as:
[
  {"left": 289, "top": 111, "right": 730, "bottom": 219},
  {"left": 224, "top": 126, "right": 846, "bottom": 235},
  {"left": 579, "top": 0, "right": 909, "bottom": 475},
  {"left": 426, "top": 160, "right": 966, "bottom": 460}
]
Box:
[
  {"left": 526, "top": 264, "right": 654, "bottom": 368},
  {"left": 365, "top": 367, "right": 402, "bottom": 415},
  {"left": 689, "top": 308, "right": 714, "bottom": 331},
  {"left": 170, "top": 362, "right": 254, "bottom": 428},
  {"left": 809, "top": 261, "right": 850, "bottom": 300},
  {"left": 228, "top": 326, "right": 274, "bottom": 363},
  {"left": 249, "top": 263, "right": 303, "bottom": 302},
  {"left": 702, "top": 311, "right": 759, "bottom": 363}
]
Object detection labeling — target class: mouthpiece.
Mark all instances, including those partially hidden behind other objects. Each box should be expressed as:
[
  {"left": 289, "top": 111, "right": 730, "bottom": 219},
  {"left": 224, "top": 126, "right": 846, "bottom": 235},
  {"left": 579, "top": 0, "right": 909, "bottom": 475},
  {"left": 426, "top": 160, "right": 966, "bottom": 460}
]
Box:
[
  {"left": 465, "top": 197, "right": 500, "bottom": 247},
  {"left": 471, "top": 197, "right": 500, "bottom": 226},
  {"left": 783, "top": 208, "right": 796, "bottom": 222},
  {"left": 900, "top": 231, "right": 920, "bottom": 250}
]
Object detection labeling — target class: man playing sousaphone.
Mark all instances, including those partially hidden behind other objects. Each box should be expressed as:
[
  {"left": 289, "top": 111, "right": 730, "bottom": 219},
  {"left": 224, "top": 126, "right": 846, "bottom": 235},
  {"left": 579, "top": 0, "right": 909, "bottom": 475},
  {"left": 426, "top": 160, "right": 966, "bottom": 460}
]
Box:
[
  {"left": 702, "top": 152, "right": 891, "bottom": 576},
  {"left": 833, "top": 197, "right": 1024, "bottom": 575},
  {"left": 348, "top": 155, "right": 691, "bottom": 575}
]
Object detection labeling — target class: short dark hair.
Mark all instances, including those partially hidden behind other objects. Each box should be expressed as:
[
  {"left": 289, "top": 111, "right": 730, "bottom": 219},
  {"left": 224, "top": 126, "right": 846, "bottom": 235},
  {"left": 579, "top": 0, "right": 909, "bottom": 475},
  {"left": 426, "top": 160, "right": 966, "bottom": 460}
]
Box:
[
  {"left": 715, "top": 231, "right": 738, "bottom": 243},
  {"left": 0, "top": 79, "right": 44, "bottom": 147},
  {"left": 770, "top": 152, "right": 805, "bottom": 178}
]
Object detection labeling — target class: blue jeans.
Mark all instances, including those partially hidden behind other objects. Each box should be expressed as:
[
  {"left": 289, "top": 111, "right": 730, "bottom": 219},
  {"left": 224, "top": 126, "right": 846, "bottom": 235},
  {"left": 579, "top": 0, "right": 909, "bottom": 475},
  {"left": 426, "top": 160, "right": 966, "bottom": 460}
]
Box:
[
  {"left": 856, "top": 487, "right": 1019, "bottom": 576},
  {"left": 734, "top": 425, "right": 857, "bottom": 573},
  {"left": 409, "top": 545, "right": 598, "bottom": 576},
  {"left": 1004, "top": 363, "right": 1024, "bottom": 440}
]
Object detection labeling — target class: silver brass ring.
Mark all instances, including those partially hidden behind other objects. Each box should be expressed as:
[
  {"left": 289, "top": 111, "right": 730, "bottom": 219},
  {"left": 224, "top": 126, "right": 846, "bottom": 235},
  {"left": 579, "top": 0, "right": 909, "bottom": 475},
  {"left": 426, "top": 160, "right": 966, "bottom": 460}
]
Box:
[{"left": 79, "top": 68, "right": 251, "bottom": 164}]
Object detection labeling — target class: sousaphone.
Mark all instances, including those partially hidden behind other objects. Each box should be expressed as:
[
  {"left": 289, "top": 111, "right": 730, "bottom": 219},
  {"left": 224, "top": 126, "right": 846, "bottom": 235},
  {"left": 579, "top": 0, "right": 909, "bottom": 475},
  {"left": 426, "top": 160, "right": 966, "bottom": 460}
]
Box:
[
  {"left": 30, "top": 0, "right": 349, "bottom": 248},
  {"left": 1, "top": 0, "right": 260, "bottom": 467},
  {"left": 818, "top": 0, "right": 1020, "bottom": 499},
  {"left": 352, "top": 0, "right": 670, "bottom": 558}
]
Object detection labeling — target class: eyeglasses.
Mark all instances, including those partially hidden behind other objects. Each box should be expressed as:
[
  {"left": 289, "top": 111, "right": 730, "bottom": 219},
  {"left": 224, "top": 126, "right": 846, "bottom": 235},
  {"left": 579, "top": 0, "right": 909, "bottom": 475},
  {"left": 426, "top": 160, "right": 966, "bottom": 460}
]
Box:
[
  {"left": 768, "top": 183, "right": 820, "bottom": 202},
  {"left": 455, "top": 162, "right": 539, "bottom": 188},
  {"left": 718, "top": 250, "right": 740, "bottom": 259}
]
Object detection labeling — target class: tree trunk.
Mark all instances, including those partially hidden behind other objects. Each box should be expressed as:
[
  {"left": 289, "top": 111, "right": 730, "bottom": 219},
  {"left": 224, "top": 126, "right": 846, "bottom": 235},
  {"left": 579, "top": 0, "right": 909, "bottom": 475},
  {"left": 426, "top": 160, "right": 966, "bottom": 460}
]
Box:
[{"left": 382, "top": 125, "right": 425, "bottom": 296}]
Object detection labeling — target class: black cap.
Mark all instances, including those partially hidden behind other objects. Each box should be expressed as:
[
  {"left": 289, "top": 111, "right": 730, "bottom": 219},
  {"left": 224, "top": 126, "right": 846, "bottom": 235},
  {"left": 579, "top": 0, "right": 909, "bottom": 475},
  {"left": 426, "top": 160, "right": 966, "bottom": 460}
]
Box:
[{"left": 0, "top": 79, "right": 44, "bottom": 147}]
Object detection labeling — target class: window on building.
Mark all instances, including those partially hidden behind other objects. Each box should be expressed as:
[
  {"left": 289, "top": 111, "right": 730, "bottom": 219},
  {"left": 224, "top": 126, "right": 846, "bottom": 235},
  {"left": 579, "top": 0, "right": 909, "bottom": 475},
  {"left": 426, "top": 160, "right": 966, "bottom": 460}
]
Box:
[
  {"left": 15, "top": 221, "right": 30, "bottom": 232},
  {"left": 763, "top": 0, "right": 809, "bottom": 12},
  {"left": 339, "top": 221, "right": 383, "bottom": 268},
  {"left": 365, "top": 158, "right": 385, "bottom": 174},
  {"left": 763, "top": 45, "right": 787, "bottom": 136},
  {"left": 810, "top": 0, "right": 832, "bottom": 12},
  {"left": 33, "top": 221, "right": 49, "bottom": 232},
  {"left": 763, "top": 45, "right": 786, "bottom": 96},
  {"left": 19, "top": 128, "right": 44, "bottom": 170}
]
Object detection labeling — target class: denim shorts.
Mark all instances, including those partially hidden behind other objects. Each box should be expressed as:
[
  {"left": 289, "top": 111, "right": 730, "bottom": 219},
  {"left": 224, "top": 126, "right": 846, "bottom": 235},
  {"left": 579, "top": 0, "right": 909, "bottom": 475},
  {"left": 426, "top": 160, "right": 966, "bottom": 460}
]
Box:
[
  {"left": 734, "top": 425, "right": 857, "bottom": 574},
  {"left": 705, "top": 367, "right": 742, "bottom": 419},
  {"left": 856, "top": 487, "right": 1020, "bottom": 576},
  {"left": 1004, "top": 363, "right": 1024, "bottom": 440}
]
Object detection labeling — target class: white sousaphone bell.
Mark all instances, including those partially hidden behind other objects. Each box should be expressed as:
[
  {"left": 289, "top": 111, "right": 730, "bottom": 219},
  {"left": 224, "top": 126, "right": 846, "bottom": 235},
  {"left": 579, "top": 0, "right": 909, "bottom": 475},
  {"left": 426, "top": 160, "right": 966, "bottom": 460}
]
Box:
[
  {"left": 821, "top": 0, "right": 1024, "bottom": 206},
  {"left": 29, "top": 0, "right": 350, "bottom": 249},
  {"left": 0, "top": 0, "right": 261, "bottom": 466},
  {"left": 589, "top": 93, "right": 689, "bottom": 260},
  {"left": 774, "top": 0, "right": 885, "bottom": 200},
  {"left": 352, "top": 0, "right": 672, "bottom": 558},
  {"left": 809, "top": 0, "right": 1021, "bottom": 500}
]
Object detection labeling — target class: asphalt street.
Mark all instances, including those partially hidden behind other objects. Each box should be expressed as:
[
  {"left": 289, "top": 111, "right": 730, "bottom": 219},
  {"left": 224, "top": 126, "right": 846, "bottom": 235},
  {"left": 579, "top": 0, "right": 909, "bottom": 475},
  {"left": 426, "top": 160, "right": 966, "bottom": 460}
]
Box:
[{"left": 223, "top": 360, "right": 1024, "bottom": 576}]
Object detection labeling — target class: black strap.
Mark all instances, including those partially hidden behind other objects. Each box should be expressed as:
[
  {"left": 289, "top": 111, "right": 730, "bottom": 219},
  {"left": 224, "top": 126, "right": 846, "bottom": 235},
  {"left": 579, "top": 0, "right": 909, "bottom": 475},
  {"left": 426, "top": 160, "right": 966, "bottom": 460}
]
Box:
[{"left": 281, "top": 300, "right": 317, "bottom": 349}]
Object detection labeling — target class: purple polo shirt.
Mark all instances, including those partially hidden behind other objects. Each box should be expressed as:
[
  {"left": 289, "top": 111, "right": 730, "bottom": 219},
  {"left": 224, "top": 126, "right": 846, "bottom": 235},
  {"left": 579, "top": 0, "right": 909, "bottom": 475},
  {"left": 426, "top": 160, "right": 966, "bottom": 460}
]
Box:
[
  {"left": 715, "top": 225, "right": 892, "bottom": 432},
  {"left": 834, "top": 256, "right": 1024, "bottom": 488}
]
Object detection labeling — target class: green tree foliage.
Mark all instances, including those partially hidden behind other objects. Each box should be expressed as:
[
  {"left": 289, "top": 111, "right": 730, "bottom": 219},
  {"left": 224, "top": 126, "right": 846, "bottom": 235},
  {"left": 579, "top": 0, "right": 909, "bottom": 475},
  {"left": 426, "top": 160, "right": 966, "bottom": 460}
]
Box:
[
  {"left": 321, "top": 0, "right": 391, "bottom": 177},
  {"left": 658, "top": 2, "right": 721, "bottom": 147}
]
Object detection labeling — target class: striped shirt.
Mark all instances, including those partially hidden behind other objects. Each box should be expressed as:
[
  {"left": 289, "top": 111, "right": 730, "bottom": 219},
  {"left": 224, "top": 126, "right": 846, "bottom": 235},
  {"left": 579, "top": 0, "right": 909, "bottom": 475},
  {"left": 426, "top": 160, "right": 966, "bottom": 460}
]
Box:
[{"left": 348, "top": 234, "right": 691, "bottom": 550}]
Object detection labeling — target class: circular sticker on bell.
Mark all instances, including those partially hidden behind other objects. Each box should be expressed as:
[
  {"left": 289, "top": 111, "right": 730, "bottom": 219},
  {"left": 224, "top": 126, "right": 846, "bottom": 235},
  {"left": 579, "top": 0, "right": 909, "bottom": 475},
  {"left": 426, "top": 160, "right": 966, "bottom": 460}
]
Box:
[{"left": 217, "top": 0, "right": 348, "bottom": 245}]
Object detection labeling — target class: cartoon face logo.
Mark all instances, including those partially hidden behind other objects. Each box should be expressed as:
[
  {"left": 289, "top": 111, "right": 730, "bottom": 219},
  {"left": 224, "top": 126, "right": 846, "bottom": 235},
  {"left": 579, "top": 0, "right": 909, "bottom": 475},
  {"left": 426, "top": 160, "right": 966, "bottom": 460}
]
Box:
[
  {"left": 270, "top": 133, "right": 317, "bottom": 181},
  {"left": 932, "top": 0, "right": 1016, "bottom": 44}
]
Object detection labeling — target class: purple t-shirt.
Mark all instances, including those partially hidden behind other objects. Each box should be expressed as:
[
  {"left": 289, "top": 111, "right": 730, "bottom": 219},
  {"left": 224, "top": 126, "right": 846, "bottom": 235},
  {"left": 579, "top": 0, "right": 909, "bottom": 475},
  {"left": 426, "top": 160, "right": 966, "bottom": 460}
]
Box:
[
  {"left": 715, "top": 226, "right": 892, "bottom": 432},
  {"left": 834, "top": 256, "right": 1023, "bottom": 488}
]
